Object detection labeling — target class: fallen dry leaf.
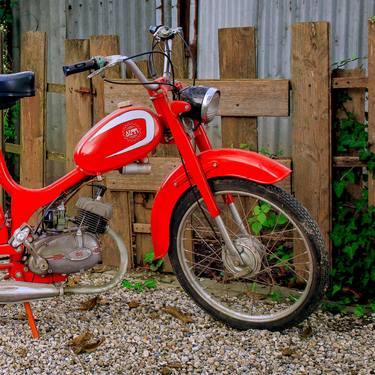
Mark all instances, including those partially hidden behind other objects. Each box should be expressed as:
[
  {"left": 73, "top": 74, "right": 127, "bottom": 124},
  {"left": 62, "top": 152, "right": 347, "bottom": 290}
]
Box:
[
  {"left": 167, "top": 362, "right": 183, "bottom": 369},
  {"left": 281, "top": 347, "right": 296, "bottom": 357},
  {"left": 300, "top": 325, "right": 313, "bottom": 338},
  {"left": 162, "top": 306, "right": 193, "bottom": 324},
  {"left": 127, "top": 300, "right": 141, "bottom": 309},
  {"left": 69, "top": 331, "right": 92, "bottom": 347},
  {"left": 67, "top": 275, "right": 81, "bottom": 287},
  {"left": 79, "top": 296, "right": 99, "bottom": 311},
  {"left": 75, "top": 338, "right": 105, "bottom": 354},
  {"left": 15, "top": 347, "right": 28, "bottom": 358},
  {"left": 161, "top": 367, "right": 172, "bottom": 375},
  {"left": 68, "top": 331, "right": 105, "bottom": 355}
]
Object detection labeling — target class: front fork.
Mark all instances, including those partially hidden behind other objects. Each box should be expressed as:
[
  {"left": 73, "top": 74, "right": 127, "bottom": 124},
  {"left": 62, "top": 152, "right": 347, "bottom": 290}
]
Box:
[
  {"left": 153, "top": 93, "right": 250, "bottom": 261},
  {"left": 194, "top": 126, "right": 251, "bottom": 260}
]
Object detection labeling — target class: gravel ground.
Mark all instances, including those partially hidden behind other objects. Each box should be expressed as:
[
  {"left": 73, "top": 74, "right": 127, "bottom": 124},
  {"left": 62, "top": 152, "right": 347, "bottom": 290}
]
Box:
[{"left": 0, "top": 269, "right": 373, "bottom": 375}]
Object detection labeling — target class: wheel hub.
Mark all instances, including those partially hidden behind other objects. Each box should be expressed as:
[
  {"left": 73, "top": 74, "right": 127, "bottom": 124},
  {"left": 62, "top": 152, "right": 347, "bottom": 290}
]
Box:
[{"left": 222, "top": 236, "right": 265, "bottom": 277}]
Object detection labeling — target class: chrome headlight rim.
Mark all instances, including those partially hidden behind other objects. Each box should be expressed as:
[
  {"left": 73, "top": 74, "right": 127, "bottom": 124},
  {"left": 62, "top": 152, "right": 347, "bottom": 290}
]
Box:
[
  {"left": 179, "top": 85, "right": 220, "bottom": 124},
  {"left": 201, "top": 87, "right": 220, "bottom": 123}
]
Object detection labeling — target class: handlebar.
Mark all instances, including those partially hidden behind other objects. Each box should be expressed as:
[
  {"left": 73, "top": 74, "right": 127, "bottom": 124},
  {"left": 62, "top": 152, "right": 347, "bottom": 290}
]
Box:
[
  {"left": 62, "top": 25, "right": 183, "bottom": 90},
  {"left": 62, "top": 58, "right": 100, "bottom": 76}
]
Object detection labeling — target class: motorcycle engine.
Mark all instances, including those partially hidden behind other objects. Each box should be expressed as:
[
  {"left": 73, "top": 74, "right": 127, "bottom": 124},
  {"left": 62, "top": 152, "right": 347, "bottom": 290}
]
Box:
[{"left": 28, "top": 197, "right": 113, "bottom": 275}]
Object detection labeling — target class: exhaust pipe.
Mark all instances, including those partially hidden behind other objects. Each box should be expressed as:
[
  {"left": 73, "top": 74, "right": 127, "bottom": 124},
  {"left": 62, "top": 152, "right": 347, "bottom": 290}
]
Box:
[{"left": 0, "top": 281, "right": 62, "bottom": 304}]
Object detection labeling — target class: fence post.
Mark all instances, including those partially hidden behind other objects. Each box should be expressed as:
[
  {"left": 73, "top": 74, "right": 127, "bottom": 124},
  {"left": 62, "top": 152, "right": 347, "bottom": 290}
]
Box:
[
  {"left": 89, "top": 35, "right": 134, "bottom": 269},
  {"left": 219, "top": 27, "right": 257, "bottom": 150},
  {"left": 292, "top": 22, "right": 332, "bottom": 257},
  {"left": 20, "top": 32, "right": 47, "bottom": 189},
  {"left": 368, "top": 19, "right": 375, "bottom": 206},
  {"left": 65, "top": 39, "right": 92, "bottom": 173},
  {"left": 89, "top": 35, "right": 120, "bottom": 123}
]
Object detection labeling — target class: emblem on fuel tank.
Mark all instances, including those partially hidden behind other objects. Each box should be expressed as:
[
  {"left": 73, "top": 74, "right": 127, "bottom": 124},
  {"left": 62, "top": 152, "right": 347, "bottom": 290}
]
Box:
[{"left": 123, "top": 123, "right": 141, "bottom": 140}]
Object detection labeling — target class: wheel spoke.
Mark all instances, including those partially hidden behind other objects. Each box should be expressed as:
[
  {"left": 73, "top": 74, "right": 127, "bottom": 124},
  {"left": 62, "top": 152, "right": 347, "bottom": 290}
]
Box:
[{"left": 172, "top": 180, "right": 324, "bottom": 329}]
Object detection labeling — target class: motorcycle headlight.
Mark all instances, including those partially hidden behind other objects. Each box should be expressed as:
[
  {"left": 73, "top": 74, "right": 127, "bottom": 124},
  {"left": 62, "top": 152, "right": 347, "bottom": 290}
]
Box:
[{"left": 180, "top": 86, "right": 220, "bottom": 124}]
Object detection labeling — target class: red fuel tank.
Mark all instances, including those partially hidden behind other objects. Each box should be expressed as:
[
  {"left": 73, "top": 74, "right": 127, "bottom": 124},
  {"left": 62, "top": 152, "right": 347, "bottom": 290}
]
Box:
[{"left": 74, "top": 107, "right": 162, "bottom": 174}]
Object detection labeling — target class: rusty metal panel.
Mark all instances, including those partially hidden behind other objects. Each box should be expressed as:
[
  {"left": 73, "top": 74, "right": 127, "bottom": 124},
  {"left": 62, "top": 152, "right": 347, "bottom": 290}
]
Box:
[
  {"left": 13, "top": 0, "right": 156, "bottom": 182},
  {"left": 197, "top": 0, "right": 375, "bottom": 156}
]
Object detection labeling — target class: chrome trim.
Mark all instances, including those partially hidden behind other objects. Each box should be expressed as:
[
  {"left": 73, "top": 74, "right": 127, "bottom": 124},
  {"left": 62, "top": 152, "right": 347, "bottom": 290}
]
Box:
[{"left": 201, "top": 87, "right": 220, "bottom": 123}]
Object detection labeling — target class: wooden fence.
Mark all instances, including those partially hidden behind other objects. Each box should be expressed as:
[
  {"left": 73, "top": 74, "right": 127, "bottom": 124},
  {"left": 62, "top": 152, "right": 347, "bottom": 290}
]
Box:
[{"left": 3, "top": 21, "right": 375, "bottom": 270}]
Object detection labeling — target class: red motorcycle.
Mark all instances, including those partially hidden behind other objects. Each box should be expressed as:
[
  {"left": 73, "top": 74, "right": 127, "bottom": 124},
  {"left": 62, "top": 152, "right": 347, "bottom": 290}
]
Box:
[{"left": 0, "top": 26, "right": 328, "bottom": 335}]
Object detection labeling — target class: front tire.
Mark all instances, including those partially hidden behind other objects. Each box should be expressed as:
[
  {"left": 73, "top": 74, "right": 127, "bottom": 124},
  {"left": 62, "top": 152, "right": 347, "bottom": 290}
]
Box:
[{"left": 169, "top": 178, "right": 329, "bottom": 330}]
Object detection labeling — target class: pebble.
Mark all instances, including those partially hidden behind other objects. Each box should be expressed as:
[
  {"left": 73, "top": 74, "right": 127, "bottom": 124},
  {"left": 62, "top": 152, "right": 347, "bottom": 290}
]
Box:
[{"left": 0, "top": 271, "right": 373, "bottom": 374}]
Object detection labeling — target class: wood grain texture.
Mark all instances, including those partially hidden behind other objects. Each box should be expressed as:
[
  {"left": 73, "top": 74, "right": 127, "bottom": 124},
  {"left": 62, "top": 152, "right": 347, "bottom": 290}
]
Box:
[
  {"left": 368, "top": 20, "right": 375, "bottom": 206},
  {"left": 65, "top": 39, "right": 92, "bottom": 172},
  {"left": 20, "top": 32, "right": 47, "bottom": 188},
  {"left": 104, "top": 79, "right": 289, "bottom": 117},
  {"left": 89, "top": 35, "right": 120, "bottom": 123},
  {"left": 292, "top": 22, "right": 331, "bottom": 253},
  {"left": 219, "top": 27, "right": 257, "bottom": 150},
  {"left": 106, "top": 157, "right": 181, "bottom": 192},
  {"left": 101, "top": 191, "right": 133, "bottom": 269},
  {"left": 333, "top": 69, "right": 365, "bottom": 123},
  {"left": 332, "top": 76, "right": 367, "bottom": 89}
]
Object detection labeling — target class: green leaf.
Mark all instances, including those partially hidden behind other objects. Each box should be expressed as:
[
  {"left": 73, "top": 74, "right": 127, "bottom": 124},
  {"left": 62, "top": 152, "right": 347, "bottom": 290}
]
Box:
[
  {"left": 253, "top": 206, "right": 261, "bottom": 215},
  {"left": 239, "top": 143, "right": 250, "bottom": 150},
  {"left": 251, "top": 221, "right": 262, "bottom": 235},
  {"left": 121, "top": 279, "right": 134, "bottom": 289},
  {"left": 133, "top": 282, "right": 144, "bottom": 291},
  {"left": 144, "top": 278, "right": 157, "bottom": 289},
  {"left": 331, "top": 284, "right": 341, "bottom": 296},
  {"left": 256, "top": 212, "right": 267, "bottom": 225},
  {"left": 143, "top": 250, "right": 155, "bottom": 264},
  {"left": 276, "top": 214, "right": 288, "bottom": 225},
  {"left": 353, "top": 305, "right": 365, "bottom": 317},
  {"left": 260, "top": 203, "right": 271, "bottom": 213},
  {"left": 333, "top": 180, "right": 346, "bottom": 198},
  {"left": 150, "top": 259, "right": 164, "bottom": 271}
]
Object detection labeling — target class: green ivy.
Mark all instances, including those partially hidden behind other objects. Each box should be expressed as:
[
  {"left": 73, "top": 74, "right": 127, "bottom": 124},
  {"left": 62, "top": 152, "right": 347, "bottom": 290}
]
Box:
[{"left": 327, "top": 92, "right": 375, "bottom": 315}]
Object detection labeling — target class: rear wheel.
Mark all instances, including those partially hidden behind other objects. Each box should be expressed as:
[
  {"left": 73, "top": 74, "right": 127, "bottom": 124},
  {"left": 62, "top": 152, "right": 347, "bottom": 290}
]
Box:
[{"left": 169, "top": 178, "right": 329, "bottom": 330}]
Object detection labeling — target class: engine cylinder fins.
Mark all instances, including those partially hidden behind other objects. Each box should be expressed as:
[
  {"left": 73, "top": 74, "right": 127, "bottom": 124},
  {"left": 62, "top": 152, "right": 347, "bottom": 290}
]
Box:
[{"left": 75, "top": 197, "right": 113, "bottom": 234}]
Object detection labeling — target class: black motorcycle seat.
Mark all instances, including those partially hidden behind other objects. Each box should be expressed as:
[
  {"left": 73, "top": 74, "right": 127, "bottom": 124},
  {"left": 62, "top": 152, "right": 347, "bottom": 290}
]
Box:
[{"left": 0, "top": 71, "right": 35, "bottom": 109}]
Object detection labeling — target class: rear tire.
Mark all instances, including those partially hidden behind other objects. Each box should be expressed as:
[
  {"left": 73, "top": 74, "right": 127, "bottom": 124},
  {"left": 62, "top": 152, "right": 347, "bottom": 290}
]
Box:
[{"left": 169, "top": 178, "right": 329, "bottom": 330}]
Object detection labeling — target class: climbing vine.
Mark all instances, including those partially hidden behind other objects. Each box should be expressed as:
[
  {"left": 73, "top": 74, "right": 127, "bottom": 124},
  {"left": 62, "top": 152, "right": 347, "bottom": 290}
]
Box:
[{"left": 325, "top": 91, "right": 375, "bottom": 315}]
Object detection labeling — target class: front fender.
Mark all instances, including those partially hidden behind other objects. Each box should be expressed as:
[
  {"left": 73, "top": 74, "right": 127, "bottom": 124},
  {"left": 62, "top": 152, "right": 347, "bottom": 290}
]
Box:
[{"left": 151, "top": 148, "right": 291, "bottom": 260}]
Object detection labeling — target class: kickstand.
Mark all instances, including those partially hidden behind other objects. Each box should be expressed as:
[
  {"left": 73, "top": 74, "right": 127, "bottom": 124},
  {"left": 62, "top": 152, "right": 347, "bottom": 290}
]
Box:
[{"left": 24, "top": 302, "right": 40, "bottom": 339}]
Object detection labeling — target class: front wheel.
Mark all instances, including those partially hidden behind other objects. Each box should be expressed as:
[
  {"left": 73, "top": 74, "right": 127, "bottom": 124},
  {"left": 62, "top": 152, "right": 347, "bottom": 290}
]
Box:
[{"left": 169, "top": 178, "right": 329, "bottom": 330}]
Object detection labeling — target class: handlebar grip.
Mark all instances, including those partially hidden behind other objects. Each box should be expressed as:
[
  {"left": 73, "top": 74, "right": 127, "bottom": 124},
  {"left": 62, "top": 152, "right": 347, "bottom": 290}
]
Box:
[{"left": 63, "top": 58, "right": 99, "bottom": 76}]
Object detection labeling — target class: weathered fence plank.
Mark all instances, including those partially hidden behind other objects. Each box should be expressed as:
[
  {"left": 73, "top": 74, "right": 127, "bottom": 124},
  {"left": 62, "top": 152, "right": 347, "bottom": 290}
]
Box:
[
  {"left": 104, "top": 79, "right": 289, "bottom": 117},
  {"left": 219, "top": 27, "right": 257, "bottom": 150},
  {"left": 292, "top": 22, "right": 332, "bottom": 255},
  {"left": 88, "top": 35, "right": 131, "bottom": 266},
  {"left": 368, "top": 20, "right": 375, "bottom": 206},
  {"left": 89, "top": 35, "right": 120, "bottom": 123},
  {"left": 20, "top": 32, "right": 47, "bottom": 188},
  {"left": 65, "top": 39, "right": 92, "bottom": 173}
]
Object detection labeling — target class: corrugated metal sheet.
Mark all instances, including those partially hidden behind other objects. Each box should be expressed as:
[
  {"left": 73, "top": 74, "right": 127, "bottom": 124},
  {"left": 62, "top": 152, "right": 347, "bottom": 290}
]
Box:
[
  {"left": 13, "top": 0, "right": 155, "bottom": 183},
  {"left": 197, "top": 0, "right": 375, "bottom": 156},
  {"left": 12, "top": 0, "right": 375, "bottom": 164}
]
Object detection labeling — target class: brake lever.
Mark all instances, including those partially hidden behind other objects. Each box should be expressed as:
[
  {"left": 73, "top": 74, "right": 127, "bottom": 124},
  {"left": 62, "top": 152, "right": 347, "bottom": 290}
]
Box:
[{"left": 87, "top": 56, "right": 124, "bottom": 79}]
